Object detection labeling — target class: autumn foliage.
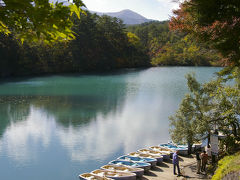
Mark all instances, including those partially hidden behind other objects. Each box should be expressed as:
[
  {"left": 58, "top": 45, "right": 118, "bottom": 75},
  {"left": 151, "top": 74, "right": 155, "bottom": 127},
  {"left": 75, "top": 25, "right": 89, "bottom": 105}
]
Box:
[{"left": 170, "top": 0, "right": 240, "bottom": 66}]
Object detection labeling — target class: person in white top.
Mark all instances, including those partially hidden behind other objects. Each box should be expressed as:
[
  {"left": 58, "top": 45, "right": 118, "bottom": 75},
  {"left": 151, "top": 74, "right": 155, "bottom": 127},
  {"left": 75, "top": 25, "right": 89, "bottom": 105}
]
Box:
[{"left": 206, "top": 145, "right": 211, "bottom": 157}]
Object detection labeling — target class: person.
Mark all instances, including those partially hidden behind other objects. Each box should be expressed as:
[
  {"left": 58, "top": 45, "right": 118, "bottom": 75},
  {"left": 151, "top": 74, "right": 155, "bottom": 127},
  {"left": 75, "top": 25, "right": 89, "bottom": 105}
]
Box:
[
  {"left": 201, "top": 151, "right": 208, "bottom": 172},
  {"left": 206, "top": 145, "right": 211, "bottom": 159},
  {"left": 172, "top": 150, "right": 181, "bottom": 176},
  {"left": 196, "top": 150, "right": 201, "bottom": 174}
]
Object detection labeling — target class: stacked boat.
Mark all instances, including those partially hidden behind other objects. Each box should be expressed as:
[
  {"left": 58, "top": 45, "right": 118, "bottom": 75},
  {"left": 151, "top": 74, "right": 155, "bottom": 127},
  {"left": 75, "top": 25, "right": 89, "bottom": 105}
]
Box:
[
  {"left": 159, "top": 143, "right": 188, "bottom": 156},
  {"left": 78, "top": 142, "right": 189, "bottom": 180}
]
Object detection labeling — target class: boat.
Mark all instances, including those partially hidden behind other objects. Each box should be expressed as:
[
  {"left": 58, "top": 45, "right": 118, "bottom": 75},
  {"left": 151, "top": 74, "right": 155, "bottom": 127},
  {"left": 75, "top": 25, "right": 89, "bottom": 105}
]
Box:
[
  {"left": 91, "top": 169, "right": 136, "bottom": 180},
  {"left": 159, "top": 143, "right": 188, "bottom": 155},
  {"left": 149, "top": 146, "right": 171, "bottom": 160},
  {"left": 137, "top": 149, "right": 163, "bottom": 164},
  {"left": 108, "top": 160, "right": 151, "bottom": 171},
  {"left": 118, "top": 155, "right": 157, "bottom": 167},
  {"left": 100, "top": 165, "right": 144, "bottom": 178},
  {"left": 79, "top": 173, "right": 113, "bottom": 180},
  {"left": 128, "top": 152, "right": 157, "bottom": 159}
]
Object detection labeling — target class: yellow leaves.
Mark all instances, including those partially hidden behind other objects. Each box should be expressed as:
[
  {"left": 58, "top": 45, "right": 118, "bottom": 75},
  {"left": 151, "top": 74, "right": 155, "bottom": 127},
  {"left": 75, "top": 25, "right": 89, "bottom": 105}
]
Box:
[
  {"left": 53, "top": 24, "right": 58, "bottom": 29},
  {"left": 69, "top": 4, "right": 86, "bottom": 19},
  {"left": 0, "top": 21, "right": 11, "bottom": 35},
  {"left": 127, "top": 32, "right": 141, "bottom": 46}
]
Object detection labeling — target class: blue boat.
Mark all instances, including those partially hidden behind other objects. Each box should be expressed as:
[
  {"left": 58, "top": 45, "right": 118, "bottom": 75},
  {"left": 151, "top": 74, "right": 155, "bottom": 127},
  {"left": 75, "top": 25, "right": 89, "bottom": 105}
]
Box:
[
  {"left": 109, "top": 160, "right": 151, "bottom": 171},
  {"left": 159, "top": 143, "right": 188, "bottom": 155},
  {"left": 118, "top": 155, "right": 157, "bottom": 167}
]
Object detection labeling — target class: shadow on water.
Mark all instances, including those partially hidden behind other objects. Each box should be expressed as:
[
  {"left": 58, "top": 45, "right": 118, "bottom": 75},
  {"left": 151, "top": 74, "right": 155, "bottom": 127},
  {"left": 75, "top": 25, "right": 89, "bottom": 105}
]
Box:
[{"left": 0, "top": 68, "right": 148, "bottom": 85}]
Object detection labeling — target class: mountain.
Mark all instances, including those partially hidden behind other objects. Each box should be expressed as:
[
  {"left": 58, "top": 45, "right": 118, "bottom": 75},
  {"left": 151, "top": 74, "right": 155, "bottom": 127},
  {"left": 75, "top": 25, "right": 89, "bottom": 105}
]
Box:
[{"left": 91, "top": 9, "right": 155, "bottom": 25}]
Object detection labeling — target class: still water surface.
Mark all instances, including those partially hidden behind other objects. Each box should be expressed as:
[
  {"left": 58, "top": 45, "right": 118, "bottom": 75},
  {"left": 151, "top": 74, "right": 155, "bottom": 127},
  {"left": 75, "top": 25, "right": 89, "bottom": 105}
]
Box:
[{"left": 0, "top": 67, "right": 220, "bottom": 180}]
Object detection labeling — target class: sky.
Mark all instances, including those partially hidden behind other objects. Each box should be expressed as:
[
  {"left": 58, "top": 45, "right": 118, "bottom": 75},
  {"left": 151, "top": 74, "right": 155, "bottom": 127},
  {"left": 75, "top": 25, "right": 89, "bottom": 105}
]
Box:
[{"left": 82, "top": 0, "right": 180, "bottom": 21}]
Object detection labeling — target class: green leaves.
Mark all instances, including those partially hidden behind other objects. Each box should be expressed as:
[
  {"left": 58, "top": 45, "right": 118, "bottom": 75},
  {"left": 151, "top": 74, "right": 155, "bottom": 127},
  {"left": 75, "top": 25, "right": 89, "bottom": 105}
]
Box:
[
  {"left": 0, "top": 0, "right": 85, "bottom": 44},
  {"left": 170, "top": 72, "right": 240, "bottom": 152}
]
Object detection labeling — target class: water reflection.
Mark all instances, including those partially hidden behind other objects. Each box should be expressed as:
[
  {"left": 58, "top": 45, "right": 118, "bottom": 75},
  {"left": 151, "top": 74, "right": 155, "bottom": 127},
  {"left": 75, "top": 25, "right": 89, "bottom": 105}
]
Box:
[
  {"left": 0, "top": 67, "right": 221, "bottom": 180},
  {"left": 0, "top": 106, "right": 54, "bottom": 163}
]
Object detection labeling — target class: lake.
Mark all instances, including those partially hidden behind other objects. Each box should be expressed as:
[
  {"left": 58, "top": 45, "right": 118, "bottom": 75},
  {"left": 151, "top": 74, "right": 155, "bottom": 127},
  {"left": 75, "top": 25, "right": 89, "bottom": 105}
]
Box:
[{"left": 0, "top": 67, "right": 221, "bottom": 180}]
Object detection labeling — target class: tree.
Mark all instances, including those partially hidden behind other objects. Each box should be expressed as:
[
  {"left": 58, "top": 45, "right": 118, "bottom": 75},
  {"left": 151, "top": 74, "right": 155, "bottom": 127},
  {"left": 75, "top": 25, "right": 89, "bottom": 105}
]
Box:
[
  {"left": 127, "top": 21, "right": 221, "bottom": 67},
  {"left": 169, "top": 94, "right": 197, "bottom": 154},
  {"left": 0, "top": 0, "right": 85, "bottom": 43},
  {"left": 170, "top": 0, "right": 240, "bottom": 66},
  {"left": 170, "top": 73, "right": 240, "bottom": 153}
]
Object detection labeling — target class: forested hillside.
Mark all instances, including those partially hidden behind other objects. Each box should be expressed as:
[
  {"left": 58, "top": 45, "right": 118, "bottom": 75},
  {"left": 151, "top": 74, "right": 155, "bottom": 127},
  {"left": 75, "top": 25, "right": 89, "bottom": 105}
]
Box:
[
  {"left": 0, "top": 11, "right": 223, "bottom": 78},
  {"left": 0, "top": 12, "right": 149, "bottom": 77},
  {"left": 127, "top": 21, "right": 222, "bottom": 66}
]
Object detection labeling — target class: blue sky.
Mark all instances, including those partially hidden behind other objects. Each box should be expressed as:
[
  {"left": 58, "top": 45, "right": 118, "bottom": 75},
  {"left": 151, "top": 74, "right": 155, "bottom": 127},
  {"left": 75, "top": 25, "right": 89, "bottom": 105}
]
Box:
[{"left": 82, "top": 0, "right": 180, "bottom": 21}]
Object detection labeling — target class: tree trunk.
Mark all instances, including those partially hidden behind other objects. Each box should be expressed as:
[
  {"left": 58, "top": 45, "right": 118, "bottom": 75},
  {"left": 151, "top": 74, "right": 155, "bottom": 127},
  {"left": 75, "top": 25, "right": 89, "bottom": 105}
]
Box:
[{"left": 188, "top": 141, "right": 192, "bottom": 155}]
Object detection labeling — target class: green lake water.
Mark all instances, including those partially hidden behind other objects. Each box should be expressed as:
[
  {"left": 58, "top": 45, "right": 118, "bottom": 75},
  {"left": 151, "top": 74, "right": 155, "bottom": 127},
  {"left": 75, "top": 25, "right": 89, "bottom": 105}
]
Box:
[{"left": 0, "top": 67, "right": 221, "bottom": 180}]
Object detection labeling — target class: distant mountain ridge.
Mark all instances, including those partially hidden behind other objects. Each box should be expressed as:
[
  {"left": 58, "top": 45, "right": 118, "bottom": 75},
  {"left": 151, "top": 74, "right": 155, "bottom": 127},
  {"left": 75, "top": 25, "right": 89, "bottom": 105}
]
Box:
[{"left": 91, "top": 9, "right": 155, "bottom": 25}]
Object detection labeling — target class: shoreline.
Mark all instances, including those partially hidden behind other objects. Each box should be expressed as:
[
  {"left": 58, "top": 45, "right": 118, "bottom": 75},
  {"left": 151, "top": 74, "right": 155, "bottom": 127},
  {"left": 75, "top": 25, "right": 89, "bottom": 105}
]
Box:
[{"left": 142, "top": 155, "right": 209, "bottom": 180}]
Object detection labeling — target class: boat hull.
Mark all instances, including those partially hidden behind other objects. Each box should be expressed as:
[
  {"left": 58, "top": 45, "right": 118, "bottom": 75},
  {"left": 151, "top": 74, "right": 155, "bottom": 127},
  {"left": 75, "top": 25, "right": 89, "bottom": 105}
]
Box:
[
  {"left": 91, "top": 169, "right": 136, "bottom": 180},
  {"left": 100, "top": 165, "right": 144, "bottom": 178},
  {"left": 118, "top": 155, "right": 157, "bottom": 168},
  {"left": 109, "top": 160, "right": 151, "bottom": 172},
  {"left": 79, "top": 173, "right": 113, "bottom": 180},
  {"left": 149, "top": 146, "right": 171, "bottom": 160},
  {"left": 137, "top": 149, "right": 163, "bottom": 165}
]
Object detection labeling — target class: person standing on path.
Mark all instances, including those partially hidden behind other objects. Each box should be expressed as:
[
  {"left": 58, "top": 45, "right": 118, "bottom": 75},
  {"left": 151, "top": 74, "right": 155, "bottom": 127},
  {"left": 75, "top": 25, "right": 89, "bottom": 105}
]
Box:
[
  {"left": 196, "top": 150, "right": 201, "bottom": 174},
  {"left": 173, "top": 150, "right": 181, "bottom": 176},
  {"left": 201, "top": 151, "right": 208, "bottom": 172}
]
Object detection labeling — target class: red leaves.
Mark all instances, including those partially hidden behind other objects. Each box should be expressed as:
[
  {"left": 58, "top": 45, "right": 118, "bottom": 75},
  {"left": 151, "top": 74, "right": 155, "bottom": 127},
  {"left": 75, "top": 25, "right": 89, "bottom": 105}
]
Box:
[{"left": 169, "top": 0, "right": 240, "bottom": 65}]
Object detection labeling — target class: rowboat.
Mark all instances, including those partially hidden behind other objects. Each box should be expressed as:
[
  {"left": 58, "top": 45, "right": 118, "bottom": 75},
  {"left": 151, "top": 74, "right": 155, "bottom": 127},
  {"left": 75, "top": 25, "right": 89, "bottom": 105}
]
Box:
[
  {"left": 128, "top": 152, "right": 157, "bottom": 160},
  {"left": 137, "top": 149, "right": 163, "bottom": 164},
  {"left": 149, "top": 146, "right": 171, "bottom": 160},
  {"left": 100, "top": 165, "right": 144, "bottom": 177},
  {"left": 118, "top": 155, "right": 157, "bottom": 167},
  {"left": 159, "top": 143, "right": 188, "bottom": 155},
  {"left": 91, "top": 169, "right": 136, "bottom": 180},
  {"left": 79, "top": 173, "right": 113, "bottom": 180},
  {"left": 108, "top": 160, "right": 151, "bottom": 171}
]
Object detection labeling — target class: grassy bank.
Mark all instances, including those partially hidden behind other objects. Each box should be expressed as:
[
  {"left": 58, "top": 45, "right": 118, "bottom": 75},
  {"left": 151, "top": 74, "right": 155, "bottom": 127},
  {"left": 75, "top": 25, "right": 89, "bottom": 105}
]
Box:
[{"left": 212, "top": 152, "right": 240, "bottom": 180}]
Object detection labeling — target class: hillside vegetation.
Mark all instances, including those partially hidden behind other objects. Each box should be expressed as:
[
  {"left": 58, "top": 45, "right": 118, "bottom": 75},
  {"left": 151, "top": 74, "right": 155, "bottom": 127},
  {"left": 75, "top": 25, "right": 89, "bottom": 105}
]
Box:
[
  {"left": 212, "top": 152, "right": 240, "bottom": 180},
  {"left": 1, "top": 12, "right": 222, "bottom": 78},
  {"left": 127, "top": 21, "right": 222, "bottom": 66},
  {"left": 0, "top": 12, "right": 149, "bottom": 77}
]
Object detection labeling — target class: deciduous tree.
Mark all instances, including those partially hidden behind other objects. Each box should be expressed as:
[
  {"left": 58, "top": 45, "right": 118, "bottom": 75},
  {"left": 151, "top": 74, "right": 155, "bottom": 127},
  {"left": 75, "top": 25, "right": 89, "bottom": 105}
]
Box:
[{"left": 0, "top": 0, "right": 85, "bottom": 43}]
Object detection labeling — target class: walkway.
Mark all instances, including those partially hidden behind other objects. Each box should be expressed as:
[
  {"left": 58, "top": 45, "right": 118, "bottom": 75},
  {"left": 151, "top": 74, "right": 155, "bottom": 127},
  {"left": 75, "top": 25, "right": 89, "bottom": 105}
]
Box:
[{"left": 141, "top": 155, "right": 209, "bottom": 180}]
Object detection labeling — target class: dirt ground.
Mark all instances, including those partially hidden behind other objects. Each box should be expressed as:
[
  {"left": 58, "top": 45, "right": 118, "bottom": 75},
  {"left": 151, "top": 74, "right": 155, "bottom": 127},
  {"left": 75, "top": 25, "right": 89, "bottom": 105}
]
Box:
[{"left": 140, "top": 155, "right": 210, "bottom": 180}]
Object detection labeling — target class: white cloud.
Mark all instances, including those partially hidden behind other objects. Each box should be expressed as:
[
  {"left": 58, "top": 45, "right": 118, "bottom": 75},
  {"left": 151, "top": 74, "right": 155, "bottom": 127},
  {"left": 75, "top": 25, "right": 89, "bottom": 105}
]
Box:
[
  {"left": 83, "top": 0, "right": 180, "bottom": 20},
  {"left": 0, "top": 106, "right": 55, "bottom": 163}
]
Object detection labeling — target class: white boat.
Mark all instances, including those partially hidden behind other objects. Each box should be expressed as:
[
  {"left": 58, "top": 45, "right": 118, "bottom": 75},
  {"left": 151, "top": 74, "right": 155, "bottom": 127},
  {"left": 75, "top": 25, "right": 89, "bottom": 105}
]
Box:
[
  {"left": 91, "top": 169, "right": 136, "bottom": 180},
  {"left": 128, "top": 152, "right": 157, "bottom": 159},
  {"left": 137, "top": 149, "right": 163, "bottom": 164},
  {"left": 149, "top": 146, "right": 171, "bottom": 160},
  {"left": 109, "top": 160, "right": 151, "bottom": 171},
  {"left": 118, "top": 155, "right": 157, "bottom": 167},
  {"left": 159, "top": 143, "right": 188, "bottom": 156},
  {"left": 79, "top": 173, "right": 113, "bottom": 180},
  {"left": 100, "top": 165, "right": 144, "bottom": 177},
  {"left": 127, "top": 152, "right": 160, "bottom": 166}
]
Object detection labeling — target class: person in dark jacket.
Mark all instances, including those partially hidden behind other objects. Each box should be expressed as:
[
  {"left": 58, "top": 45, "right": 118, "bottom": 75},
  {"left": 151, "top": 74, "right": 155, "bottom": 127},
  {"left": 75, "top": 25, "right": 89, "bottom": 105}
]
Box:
[
  {"left": 172, "top": 150, "right": 181, "bottom": 175},
  {"left": 196, "top": 150, "right": 201, "bottom": 174}
]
